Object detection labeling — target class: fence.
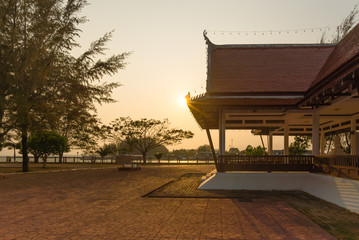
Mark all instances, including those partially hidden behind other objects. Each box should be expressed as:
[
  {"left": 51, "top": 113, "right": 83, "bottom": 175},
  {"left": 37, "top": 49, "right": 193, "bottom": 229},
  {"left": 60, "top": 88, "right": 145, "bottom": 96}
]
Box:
[
  {"left": 0, "top": 156, "right": 118, "bottom": 164},
  {"left": 0, "top": 155, "right": 215, "bottom": 165},
  {"left": 216, "top": 155, "right": 314, "bottom": 172},
  {"left": 314, "top": 155, "right": 359, "bottom": 180},
  {"left": 132, "top": 158, "right": 214, "bottom": 164},
  {"left": 3, "top": 154, "right": 358, "bottom": 180}
]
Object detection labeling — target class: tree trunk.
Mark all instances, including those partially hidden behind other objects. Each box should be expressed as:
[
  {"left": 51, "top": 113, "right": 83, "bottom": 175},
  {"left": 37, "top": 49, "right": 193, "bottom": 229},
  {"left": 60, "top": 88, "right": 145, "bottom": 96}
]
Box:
[
  {"left": 59, "top": 152, "right": 63, "bottom": 163},
  {"left": 142, "top": 152, "right": 147, "bottom": 164},
  {"left": 13, "top": 148, "right": 16, "bottom": 163},
  {"left": 43, "top": 156, "right": 47, "bottom": 168},
  {"left": 21, "top": 126, "right": 29, "bottom": 172},
  {"left": 34, "top": 155, "right": 39, "bottom": 163}
]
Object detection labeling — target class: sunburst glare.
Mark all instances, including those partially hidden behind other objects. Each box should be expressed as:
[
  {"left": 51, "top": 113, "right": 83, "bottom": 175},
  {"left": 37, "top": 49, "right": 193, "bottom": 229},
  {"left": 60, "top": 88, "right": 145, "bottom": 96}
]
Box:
[{"left": 178, "top": 96, "right": 188, "bottom": 107}]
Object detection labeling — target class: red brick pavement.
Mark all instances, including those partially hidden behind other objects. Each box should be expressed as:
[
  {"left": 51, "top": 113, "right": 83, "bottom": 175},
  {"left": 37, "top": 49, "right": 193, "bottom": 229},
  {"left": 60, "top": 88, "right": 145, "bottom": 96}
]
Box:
[{"left": 0, "top": 166, "right": 335, "bottom": 239}]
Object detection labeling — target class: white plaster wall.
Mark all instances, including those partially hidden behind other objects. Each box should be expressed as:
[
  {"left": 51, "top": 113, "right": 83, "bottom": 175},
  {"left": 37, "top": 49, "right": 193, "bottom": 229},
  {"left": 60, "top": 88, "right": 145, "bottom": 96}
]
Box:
[{"left": 198, "top": 172, "right": 359, "bottom": 214}]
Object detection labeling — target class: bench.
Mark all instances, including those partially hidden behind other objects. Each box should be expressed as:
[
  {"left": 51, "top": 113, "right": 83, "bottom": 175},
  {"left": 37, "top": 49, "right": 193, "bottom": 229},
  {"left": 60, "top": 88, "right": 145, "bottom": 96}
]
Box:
[{"left": 116, "top": 156, "right": 141, "bottom": 171}]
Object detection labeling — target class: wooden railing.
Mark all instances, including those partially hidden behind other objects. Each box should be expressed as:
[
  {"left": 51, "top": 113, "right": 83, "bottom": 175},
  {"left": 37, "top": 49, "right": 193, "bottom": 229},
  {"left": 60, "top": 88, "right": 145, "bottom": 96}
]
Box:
[
  {"left": 216, "top": 155, "right": 359, "bottom": 180},
  {"left": 0, "top": 155, "right": 215, "bottom": 165},
  {"left": 216, "top": 155, "right": 314, "bottom": 172},
  {"left": 314, "top": 155, "right": 359, "bottom": 180}
]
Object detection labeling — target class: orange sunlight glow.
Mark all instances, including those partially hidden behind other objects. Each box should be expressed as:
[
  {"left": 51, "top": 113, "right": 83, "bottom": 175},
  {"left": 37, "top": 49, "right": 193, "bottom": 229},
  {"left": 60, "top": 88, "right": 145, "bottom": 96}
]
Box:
[{"left": 178, "top": 96, "right": 188, "bottom": 107}]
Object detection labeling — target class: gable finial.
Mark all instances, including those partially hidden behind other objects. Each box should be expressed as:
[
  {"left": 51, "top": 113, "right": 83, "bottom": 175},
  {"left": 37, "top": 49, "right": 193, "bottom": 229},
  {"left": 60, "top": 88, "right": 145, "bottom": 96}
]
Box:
[{"left": 203, "top": 30, "right": 214, "bottom": 46}]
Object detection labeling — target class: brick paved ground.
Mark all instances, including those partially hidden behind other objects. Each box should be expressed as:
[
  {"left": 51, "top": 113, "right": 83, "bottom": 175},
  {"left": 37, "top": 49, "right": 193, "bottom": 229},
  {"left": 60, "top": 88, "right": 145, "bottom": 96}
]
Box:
[{"left": 0, "top": 165, "right": 335, "bottom": 239}]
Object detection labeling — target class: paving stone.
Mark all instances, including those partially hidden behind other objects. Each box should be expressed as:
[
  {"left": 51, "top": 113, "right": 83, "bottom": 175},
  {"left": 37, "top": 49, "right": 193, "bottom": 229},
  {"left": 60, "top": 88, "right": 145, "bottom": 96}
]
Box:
[{"left": 0, "top": 165, "right": 336, "bottom": 239}]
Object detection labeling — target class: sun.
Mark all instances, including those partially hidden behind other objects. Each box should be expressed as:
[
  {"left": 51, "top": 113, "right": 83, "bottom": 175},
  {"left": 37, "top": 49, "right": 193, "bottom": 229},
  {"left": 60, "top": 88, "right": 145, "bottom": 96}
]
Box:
[{"left": 178, "top": 96, "right": 188, "bottom": 107}]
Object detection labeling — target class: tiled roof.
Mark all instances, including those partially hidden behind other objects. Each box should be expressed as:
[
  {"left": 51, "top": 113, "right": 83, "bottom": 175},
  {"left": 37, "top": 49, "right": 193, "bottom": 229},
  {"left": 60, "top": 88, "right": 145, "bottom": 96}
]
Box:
[
  {"left": 191, "top": 96, "right": 302, "bottom": 106},
  {"left": 209, "top": 44, "right": 334, "bottom": 94},
  {"left": 311, "top": 23, "right": 359, "bottom": 87}
]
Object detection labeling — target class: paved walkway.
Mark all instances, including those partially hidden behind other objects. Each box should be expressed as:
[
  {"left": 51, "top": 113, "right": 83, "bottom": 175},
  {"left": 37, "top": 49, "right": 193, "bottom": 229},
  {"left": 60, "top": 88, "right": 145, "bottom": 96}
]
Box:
[{"left": 0, "top": 165, "right": 335, "bottom": 239}]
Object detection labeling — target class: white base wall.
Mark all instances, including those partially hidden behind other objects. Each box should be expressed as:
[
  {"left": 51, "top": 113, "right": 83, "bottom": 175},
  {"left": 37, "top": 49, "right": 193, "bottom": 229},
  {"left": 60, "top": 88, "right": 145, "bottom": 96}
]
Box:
[{"left": 199, "top": 172, "right": 359, "bottom": 214}]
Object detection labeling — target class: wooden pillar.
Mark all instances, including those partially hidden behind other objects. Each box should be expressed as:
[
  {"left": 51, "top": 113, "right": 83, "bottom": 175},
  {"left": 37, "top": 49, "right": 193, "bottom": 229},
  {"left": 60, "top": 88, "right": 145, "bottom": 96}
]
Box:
[
  {"left": 268, "top": 132, "right": 273, "bottom": 155},
  {"left": 351, "top": 119, "right": 359, "bottom": 155},
  {"left": 219, "top": 109, "right": 226, "bottom": 157},
  {"left": 206, "top": 128, "right": 218, "bottom": 163},
  {"left": 312, "top": 109, "right": 320, "bottom": 155},
  {"left": 284, "top": 121, "right": 289, "bottom": 155}
]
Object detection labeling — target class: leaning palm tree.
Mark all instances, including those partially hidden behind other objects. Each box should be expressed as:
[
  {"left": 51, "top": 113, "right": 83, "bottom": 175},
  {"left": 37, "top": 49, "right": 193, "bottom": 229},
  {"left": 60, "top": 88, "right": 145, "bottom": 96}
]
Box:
[
  {"left": 4, "top": 141, "right": 21, "bottom": 163},
  {"left": 95, "top": 144, "right": 116, "bottom": 163}
]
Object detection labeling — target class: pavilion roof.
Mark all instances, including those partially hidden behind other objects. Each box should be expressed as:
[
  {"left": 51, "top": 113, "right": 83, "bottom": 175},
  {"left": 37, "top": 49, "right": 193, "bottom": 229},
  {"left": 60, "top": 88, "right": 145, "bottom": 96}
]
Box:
[
  {"left": 188, "top": 24, "right": 359, "bottom": 130},
  {"left": 311, "top": 23, "right": 359, "bottom": 88},
  {"left": 208, "top": 44, "right": 334, "bottom": 94}
]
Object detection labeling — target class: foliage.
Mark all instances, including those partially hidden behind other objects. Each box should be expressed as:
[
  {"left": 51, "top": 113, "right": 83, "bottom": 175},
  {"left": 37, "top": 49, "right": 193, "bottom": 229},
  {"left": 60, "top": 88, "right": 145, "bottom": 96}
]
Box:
[
  {"left": 28, "top": 131, "right": 69, "bottom": 167},
  {"left": 148, "top": 145, "right": 169, "bottom": 156},
  {"left": 339, "top": 132, "right": 351, "bottom": 154},
  {"left": 197, "top": 145, "right": 211, "bottom": 153},
  {"left": 289, "top": 136, "right": 311, "bottom": 156},
  {"left": 109, "top": 117, "right": 194, "bottom": 163},
  {"left": 154, "top": 152, "right": 163, "bottom": 161},
  {"left": 68, "top": 116, "right": 109, "bottom": 155},
  {"left": 171, "top": 148, "right": 197, "bottom": 159},
  {"left": 319, "top": 4, "right": 358, "bottom": 154},
  {"left": 4, "top": 141, "right": 21, "bottom": 163},
  {"left": 243, "top": 145, "right": 266, "bottom": 155},
  {"left": 0, "top": 0, "right": 130, "bottom": 171},
  {"left": 96, "top": 143, "right": 117, "bottom": 160},
  {"left": 228, "top": 148, "right": 240, "bottom": 155},
  {"left": 321, "top": 4, "right": 358, "bottom": 43},
  {"left": 1, "top": 0, "right": 85, "bottom": 171},
  {"left": 117, "top": 141, "right": 169, "bottom": 157}
]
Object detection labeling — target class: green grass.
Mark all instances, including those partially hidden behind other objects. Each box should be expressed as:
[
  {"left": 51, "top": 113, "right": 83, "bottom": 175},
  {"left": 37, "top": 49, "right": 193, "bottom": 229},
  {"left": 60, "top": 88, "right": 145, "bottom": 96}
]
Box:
[
  {"left": 280, "top": 192, "right": 359, "bottom": 239},
  {"left": 147, "top": 173, "right": 359, "bottom": 240}
]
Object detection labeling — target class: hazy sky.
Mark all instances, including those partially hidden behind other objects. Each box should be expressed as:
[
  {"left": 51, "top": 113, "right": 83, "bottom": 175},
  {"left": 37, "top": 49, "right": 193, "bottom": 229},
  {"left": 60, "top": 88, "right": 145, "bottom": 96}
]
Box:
[
  {"left": 69, "top": 0, "right": 359, "bottom": 152},
  {"left": 2, "top": 0, "right": 359, "bottom": 155}
]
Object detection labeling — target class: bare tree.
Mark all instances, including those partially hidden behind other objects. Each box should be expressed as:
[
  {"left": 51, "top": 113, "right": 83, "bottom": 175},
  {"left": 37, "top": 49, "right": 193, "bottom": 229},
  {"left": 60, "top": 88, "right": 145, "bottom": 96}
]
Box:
[{"left": 321, "top": 4, "right": 358, "bottom": 43}]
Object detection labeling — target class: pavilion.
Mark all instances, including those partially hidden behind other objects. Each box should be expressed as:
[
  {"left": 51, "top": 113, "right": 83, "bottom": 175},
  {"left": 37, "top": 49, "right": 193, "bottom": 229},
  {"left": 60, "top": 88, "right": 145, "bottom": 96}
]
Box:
[{"left": 186, "top": 24, "right": 359, "bottom": 212}]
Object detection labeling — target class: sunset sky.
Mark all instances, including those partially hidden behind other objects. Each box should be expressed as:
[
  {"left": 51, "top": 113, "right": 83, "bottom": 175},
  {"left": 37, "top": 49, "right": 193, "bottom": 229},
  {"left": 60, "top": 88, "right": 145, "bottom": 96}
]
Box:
[{"left": 2, "top": 0, "right": 359, "bottom": 155}]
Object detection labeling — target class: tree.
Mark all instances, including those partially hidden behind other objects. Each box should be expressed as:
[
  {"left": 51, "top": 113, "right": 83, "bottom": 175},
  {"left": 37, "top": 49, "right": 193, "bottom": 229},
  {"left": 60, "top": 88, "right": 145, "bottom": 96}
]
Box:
[
  {"left": 154, "top": 152, "right": 163, "bottom": 161},
  {"left": 289, "top": 136, "right": 311, "bottom": 156},
  {"left": 148, "top": 145, "right": 169, "bottom": 157},
  {"left": 339, "top": 132, "right": 351, "bottom": 154},
  {"left": 96, "top": 143, "right": 116, "bottom": 162},
  {"left": 319, "top": 4, "right": 358, "bottom": 155},
  {"left": 27, "top": 134, "right": 41, "bottom": 163},
  {"left": 1, "top": 1, "right": 130, "bottom": 171},
  {"left": 28, "top": 131, "right": 68, "bottom": 168},
  {"left": 171, "top": 148, "right": 196, "bottom": 160},
  {"left": 0, "top": 0, "right": 16, "bottom": 147},
  {"left": 1, "top": 0, "right": 85, "bottom": 171},
  {"left": 321, "top": 4, "right": 358, "bottom": 43},
  {"left": 243, "top": 145, "right": 266, "bottom": 155},
  {"left": 4, "top": 141, "right": 21, "bottom": 163},
  {"left": 110, "top": 117, "right": 194, "bottom": 163},
  {"left": 228, "top": 148, "right": 240, "bottom": 155},
  {"left": 197, "top": 145, "right": 211, "bottom": 153}
]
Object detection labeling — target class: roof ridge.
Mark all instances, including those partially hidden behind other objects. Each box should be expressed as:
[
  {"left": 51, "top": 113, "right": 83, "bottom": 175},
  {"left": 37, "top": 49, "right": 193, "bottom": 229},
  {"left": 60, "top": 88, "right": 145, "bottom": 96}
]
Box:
[{"left": 210, "top": 43, "right": 335, "bottom": 49}]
